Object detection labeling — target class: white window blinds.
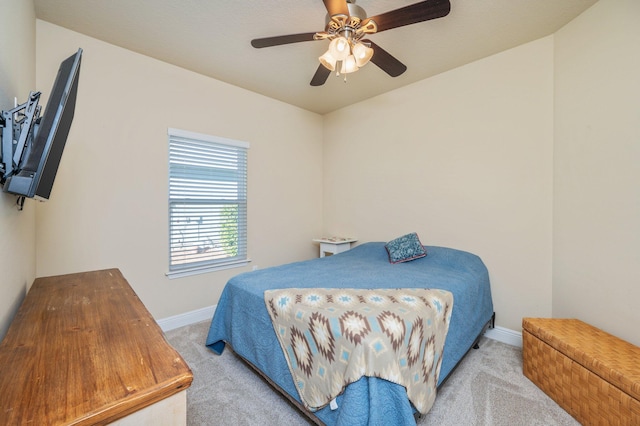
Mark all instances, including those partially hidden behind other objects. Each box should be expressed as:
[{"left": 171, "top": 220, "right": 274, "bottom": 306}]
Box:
[{"left": 168, "top": 128, "right": 249, "bottom": 276}]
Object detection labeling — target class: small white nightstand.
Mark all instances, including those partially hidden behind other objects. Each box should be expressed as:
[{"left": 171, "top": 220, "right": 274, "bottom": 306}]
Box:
[{"left": 312, "top": 238, "right": 357, "bottom": 258}]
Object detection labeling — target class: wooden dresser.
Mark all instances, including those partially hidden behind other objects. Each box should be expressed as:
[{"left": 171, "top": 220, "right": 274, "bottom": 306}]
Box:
[{"left": 0, "top": 269, "right": 193, "bottom": 425}]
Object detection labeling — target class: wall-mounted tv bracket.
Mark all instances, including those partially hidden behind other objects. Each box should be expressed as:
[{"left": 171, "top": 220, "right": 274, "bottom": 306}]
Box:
[{"left": 1, "top": 91, "right": 41, "bottom": 183}]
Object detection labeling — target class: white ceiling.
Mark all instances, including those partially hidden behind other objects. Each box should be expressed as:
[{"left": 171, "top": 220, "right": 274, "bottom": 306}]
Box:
[{"left": 34, "top": 0, "right": 597, "bottom": 115}]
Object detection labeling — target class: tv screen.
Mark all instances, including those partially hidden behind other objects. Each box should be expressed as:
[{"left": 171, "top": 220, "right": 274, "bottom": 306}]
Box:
[{"left": 3, "top": 48, "right": 82, "bottom": 200}]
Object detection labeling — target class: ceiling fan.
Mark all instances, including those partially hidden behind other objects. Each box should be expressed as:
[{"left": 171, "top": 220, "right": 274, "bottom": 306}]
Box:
[{"left": 251, "top": 0, "right": 451, "bottom": 86}]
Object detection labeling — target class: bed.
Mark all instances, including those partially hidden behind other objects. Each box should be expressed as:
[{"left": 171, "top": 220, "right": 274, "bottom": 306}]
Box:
[{"left": 206, "top": 242, "right": 494, "bottom": 425}]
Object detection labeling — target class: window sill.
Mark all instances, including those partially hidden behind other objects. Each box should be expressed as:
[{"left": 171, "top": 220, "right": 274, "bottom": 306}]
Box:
[{"left": 166, "top": 259, "right": 251, "bottom": 279}]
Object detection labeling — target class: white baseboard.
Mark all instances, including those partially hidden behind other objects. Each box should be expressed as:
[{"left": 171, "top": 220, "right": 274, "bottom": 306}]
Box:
[
  {"left": 484, "top": 326, "right": 523, "bottom": 348},
  {"left": 157, "top": 305, "right": 216, "bottom": 332}
]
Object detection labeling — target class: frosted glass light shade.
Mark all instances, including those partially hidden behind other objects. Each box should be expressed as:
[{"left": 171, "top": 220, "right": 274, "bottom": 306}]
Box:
[
  {"left": 319, "top": 51, "right": 337, "bottom": 71},
  {"left": 328, "top": 37, "right": 350, "bottom": 61},
  {"left": 352, "top": 42, "right": 373, "bottom": 67},
  {"left": 340, "top": 55, "right": 359, "bottom": 74}
]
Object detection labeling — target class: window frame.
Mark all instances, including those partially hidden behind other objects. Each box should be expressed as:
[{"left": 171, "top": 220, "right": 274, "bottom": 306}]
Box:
[{"left": 166, "top": 128, "right": 250, "bottom": 279}]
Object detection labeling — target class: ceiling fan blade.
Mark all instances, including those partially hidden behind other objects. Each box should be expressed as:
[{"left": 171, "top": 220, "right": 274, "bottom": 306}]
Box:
[
  {"left": 366, "top": 40, "right": 407, "bottom": 77},
  {"left": 310, "top": 65, "right": 332, "bottom": 86},
  {"left": 363, "top": 0, "right": 451, "bottom": 33},
  {"left": 322, "top": 0, "right": 349, "bottom": 17},
  {"left": 251, "top": 32, "right": 317, "bottom": 48}
]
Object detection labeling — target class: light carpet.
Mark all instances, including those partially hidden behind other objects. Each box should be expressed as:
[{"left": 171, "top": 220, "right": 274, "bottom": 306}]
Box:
[{"left": 165, "top": 321, "right": 579, "bottom": 425}]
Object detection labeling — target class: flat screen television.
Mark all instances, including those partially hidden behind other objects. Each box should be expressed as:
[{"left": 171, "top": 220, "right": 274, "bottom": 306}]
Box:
[{"left": 2, "top": 48, "right": 82, "bottom": 201}]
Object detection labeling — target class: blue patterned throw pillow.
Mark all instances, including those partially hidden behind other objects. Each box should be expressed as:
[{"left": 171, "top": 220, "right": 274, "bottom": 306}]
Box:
[{"left": 385, "top": 232, "right": 427, "bottom": 264}]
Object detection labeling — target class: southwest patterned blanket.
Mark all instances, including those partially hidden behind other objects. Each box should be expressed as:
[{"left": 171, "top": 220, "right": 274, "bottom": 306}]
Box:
[{"left": 264, "top": 288, "right": 453, "bottom": 414}]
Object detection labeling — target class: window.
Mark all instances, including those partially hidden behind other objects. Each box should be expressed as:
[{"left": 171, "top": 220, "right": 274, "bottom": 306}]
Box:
[{"left": 167, "top": 128, "right": 249, "bottom": 278}]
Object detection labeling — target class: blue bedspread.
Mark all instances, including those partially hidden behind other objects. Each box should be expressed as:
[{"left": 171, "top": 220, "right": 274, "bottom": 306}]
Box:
[{"left": 206, "top": 242, "right": 493, "bottom": 426}]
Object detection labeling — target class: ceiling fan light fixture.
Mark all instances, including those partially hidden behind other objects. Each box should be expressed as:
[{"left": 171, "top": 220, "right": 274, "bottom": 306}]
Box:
[
  {"left": 328, "top": 36, "right": 350, "bottom": 61},
  {"left": 251, "top": 0, "right": 451, "bottom": 86},
  {"left": 319, "top": 51, "right": 337, "bottom": 71},
  {"left": 352, "top": 42, "right": 373, "bottom": 67}
]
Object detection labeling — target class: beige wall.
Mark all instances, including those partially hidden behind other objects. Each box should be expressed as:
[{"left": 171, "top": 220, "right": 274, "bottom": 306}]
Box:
[
  {"left": 3, "top": 1, "right": 637, "bottom": 346},
  {"left": 323, "top": 37, "right": 555, "bottom": 333},
  {"left": 553, "top": 0, "right": 640, "bottom": 346},
  {"left": 34, "top": 21, "right": 323, "bottom": 320},
  {"left": 0, "top": 0, "right": 36, "bottom": 340}
]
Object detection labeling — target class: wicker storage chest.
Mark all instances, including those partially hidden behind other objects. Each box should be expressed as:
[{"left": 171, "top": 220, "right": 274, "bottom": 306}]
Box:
[{"left": 522, "top": 318, "right": 640, "bottom": 425}]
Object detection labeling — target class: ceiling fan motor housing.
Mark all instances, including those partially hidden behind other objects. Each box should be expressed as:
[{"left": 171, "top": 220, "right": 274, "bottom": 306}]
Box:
[{"left": 325, "top": 2, "right": 370, "bottom": 34}]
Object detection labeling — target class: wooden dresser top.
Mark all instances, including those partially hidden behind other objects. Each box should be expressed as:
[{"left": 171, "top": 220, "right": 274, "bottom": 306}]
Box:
[{"left": 0, "top": 268, "right": 193, "bottom": 425}]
